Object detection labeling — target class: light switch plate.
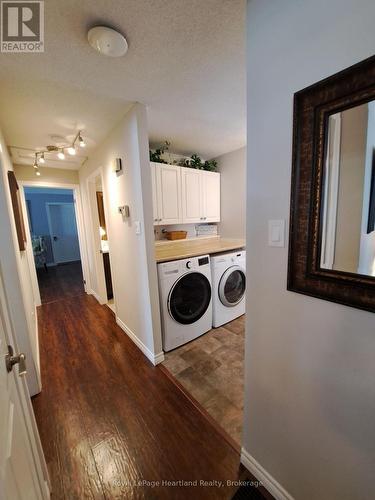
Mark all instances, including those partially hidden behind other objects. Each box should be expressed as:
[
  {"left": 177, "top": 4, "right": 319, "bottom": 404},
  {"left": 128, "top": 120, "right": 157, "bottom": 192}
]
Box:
[
  {"left": 135, "top": 221, "right": 141, "bottom": 235},
  {"left": 268, "top": 220, "right": 285, "bottom": 247}
]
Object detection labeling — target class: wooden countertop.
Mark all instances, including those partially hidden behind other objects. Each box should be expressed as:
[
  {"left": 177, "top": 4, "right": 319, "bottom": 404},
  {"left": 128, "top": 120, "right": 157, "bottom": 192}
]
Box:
[{"left": 155, "top": 237, "right": 245, "bottom": 263}]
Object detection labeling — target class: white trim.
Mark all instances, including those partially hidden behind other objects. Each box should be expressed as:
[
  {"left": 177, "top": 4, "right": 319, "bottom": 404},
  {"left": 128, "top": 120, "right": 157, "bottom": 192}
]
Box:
[
  {"left": 85, "top": 167, "right": 112, "bottom": 306},
  {"left": 88, "top": 288, "right": 106, "bottom": 305},
  {"left": 18, "top": 180, "right": 91, "bottom": 294},
  {"left": 34, "top": 304, "right": 41, "bottom": 389},
  {"left": 116, "top": 316, "right": 165, "bottom": 366},
  {"left": 18, "top": 186, "right": 42, "bottom": 306},
  {"left": 241, "top": 448, "right": 294, "bottom": 500},
  {"left": 153, "top": 351, "right": 165, "bottom": 364},
  {"left": 320, "top": 113, "right": 341, "bottom": 269}
]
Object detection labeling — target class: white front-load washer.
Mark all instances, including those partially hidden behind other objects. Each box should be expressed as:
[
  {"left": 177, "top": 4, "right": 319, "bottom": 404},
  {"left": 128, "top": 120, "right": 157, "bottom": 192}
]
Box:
[
  {"left": 211, "top": 250, "right": 246, "bottom": 327},
  {"left": 158, "top": 255, "right": 212, "bottom": 352}
]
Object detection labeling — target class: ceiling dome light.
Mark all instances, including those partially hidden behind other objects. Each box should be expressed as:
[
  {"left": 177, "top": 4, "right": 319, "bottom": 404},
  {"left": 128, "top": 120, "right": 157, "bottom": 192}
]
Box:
[
  {"left": 35, "top": 169, "right": 41, "bottom": 176},
  {"left": 57, "top": 149, "right": 65, "bottom": 160},
  {"left": 39, "top": 152, "right": 45, "bottom": 164},
  {"left": 88, "top": 26, "right": 128, "bottom": 58},
  {"left": 67, "top": 146, "right": 76, "bottom": 156}
]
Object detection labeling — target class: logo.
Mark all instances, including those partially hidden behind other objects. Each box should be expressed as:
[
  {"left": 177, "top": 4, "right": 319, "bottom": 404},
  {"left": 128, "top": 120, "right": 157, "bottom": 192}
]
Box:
[{"left": 1, "top": 1, "right": 44, "bottom": 52}]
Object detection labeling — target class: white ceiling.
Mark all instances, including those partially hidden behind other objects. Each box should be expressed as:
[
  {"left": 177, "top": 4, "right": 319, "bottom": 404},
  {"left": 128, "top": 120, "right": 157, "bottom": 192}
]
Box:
[{"left": 0, "top": 0, "right": 246, "bottom": 169}]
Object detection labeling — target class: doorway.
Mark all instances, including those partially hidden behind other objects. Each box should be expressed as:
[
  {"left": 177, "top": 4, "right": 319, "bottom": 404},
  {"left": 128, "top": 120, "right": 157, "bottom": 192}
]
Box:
[
  {"left": 87, "top": 170, "right": 115, "bottom": 313},
  {"left": 22, "top": 186, "right": 85, "bottom": 305}
]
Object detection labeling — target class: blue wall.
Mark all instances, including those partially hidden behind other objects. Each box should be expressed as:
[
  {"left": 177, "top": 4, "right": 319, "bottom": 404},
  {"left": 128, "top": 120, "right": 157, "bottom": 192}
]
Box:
[{"left": 24, "top": 188, "right": 78, "bottom": 264}]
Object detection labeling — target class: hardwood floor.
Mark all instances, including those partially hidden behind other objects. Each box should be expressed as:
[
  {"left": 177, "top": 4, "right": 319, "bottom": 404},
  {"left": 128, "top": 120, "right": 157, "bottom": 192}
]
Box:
[
  {"left": 32, "top": 293, "right": 248, "bottom": 499},
  {"left": 36, "top": 261, "right": 84, "bottom": 304}
]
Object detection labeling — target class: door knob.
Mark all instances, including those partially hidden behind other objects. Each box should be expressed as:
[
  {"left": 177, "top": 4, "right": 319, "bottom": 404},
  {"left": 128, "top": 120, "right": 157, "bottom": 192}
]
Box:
[{"left": 5, "top": 345, "right": 27, "bottom": 376}]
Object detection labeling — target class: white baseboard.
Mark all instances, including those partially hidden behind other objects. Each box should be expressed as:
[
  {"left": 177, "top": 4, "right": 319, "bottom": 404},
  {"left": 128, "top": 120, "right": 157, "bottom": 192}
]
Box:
[
  {"left": 34, "top": 305, "right": 42, "bottom": 393},
  {"left": 88, "top": 288, "right": 106, "bottom": 305},
  {"left": 116, "top": 316, "right": 165, "bottom": 366},
  {"left": 241, "top": 448, "right": 294, "bottom": 500}
]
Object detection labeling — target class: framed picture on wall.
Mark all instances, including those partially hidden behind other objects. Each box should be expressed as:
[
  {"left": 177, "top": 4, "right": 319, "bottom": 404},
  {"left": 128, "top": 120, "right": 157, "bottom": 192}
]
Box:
[
  {"left": 8, "top": 171, "right": 27, "bottom": 251},
  {"left": 367, "top": 148, "right": 375, "bottom": 234}
]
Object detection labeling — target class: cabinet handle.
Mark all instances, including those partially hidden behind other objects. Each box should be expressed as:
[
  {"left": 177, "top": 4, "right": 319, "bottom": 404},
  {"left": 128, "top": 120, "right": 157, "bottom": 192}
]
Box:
[{"left": 154, "top": 218, "right": 158, "bottom": 222}]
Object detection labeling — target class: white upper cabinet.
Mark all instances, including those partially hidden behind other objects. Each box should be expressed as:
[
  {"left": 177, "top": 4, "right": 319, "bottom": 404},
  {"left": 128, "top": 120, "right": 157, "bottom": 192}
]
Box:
[
  {"left": 201, "top": 171, "right": 221, "bottom": 222},
  {"left": 150, "top": 162, "right": 220, "bottom": 225},
  {"left": 150, "top": 163, "right": 159, "bottom": 223},
  {"left": 151, "top": 162, "right": 181, "bottom": 225},
  {"left": 181, "top": 167, "right": 202, "bottom": 223}
]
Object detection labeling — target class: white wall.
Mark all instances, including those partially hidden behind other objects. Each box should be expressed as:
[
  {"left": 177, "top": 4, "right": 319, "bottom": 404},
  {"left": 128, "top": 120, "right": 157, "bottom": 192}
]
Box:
[
  {"left": 358, "top": 102, "right": 375, "bottom": 276},
  {"left": 216, "top": 147, "right": 246, "bottom": 238},
  {"left": 14, "top": 164, "right": 79, "bottom": 184},
  {"left": 79, "top": 104, "right": 163, "bottom": 363},
  {"left": 244, "top": 1, "right": 375, "bottom": 499},
  {"left": 0, "top": 130, "right": 40, "bottom": 396}
]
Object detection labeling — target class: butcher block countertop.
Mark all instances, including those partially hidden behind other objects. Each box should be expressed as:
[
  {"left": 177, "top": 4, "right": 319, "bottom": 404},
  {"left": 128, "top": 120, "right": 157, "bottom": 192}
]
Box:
[{"left": 155, "top": 236, "right": 245, "bottom": 263}]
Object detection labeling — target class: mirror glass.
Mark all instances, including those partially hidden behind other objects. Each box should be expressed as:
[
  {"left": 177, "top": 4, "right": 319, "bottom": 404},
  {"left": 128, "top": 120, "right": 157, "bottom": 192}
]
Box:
[{"left": 320, "top": 100, "right": 375, "bottom": 277}]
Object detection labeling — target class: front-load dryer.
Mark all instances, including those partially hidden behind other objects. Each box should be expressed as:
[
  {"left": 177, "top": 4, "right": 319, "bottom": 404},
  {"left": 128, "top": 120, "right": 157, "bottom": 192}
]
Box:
[
  {"left": 211, "top": 250, "right": 246, "bottom": 327},
  {"left": 158, "top": 255, "right": 212, "bottom": 352}
]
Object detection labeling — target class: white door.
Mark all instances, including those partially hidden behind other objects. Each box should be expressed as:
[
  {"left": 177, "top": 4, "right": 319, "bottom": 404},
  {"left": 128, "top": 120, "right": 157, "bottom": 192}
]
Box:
[
  {"left": 0, "top": 270, "right": 49, "bottom": 499},
  {"left": 156, "top": 164, "right": 181, "bottom": 225},
  {"left": 47, "top": 203, "right": 81, "bottom": 264},
  {"left": 181, "top": 167, "right": 202, "bottom": 223},
  {"left": 202, "top": 171, "right": 221, "bottom": 222},
  {"left": 150, "top": 164, "right": 159, "bottom": 225}
]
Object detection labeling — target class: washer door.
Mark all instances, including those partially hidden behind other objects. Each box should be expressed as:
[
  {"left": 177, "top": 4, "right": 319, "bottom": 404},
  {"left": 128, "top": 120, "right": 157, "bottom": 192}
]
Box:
[
  {"left": 219, "top": 265, "right": 246, "bottom": 307},
  {"left": 168, "top": 272, "right": 211, "bottom": 325}
]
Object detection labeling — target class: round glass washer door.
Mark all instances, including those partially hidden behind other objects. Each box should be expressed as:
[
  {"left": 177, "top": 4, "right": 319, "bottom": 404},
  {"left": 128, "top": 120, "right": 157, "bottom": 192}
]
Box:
[
  {"left": 168, "top": 272, "right": 211, "bottom": 325},
  {"left": 219, "top": 265, "right": 246, "bottom": 307}
]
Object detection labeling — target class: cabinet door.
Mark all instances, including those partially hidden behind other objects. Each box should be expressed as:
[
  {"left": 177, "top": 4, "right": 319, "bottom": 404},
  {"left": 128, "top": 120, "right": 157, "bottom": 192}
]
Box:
[
  {"left": 202, "top": 171, "right": 220, "bottom": 222},
  {"left": 157, "top": 164, "right": 181, "bottom": 225},
  {"left": 150, "top": 163, "right": 159, "bottom": 225},
  {"left": 181, "top": 167, "right": 203, "bottom": 223}
]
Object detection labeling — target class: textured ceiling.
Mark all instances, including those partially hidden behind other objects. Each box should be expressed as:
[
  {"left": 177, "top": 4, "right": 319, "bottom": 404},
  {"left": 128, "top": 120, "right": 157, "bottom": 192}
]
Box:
[{"left": 0, "top": 0, "right": 246, "bottom": 168}]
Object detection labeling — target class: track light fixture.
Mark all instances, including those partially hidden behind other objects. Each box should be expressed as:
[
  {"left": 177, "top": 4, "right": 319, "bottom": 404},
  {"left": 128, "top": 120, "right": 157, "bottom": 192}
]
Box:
[
  {"left": 78, "top": 132, "right": 86, "bottom": 148},
  {"left": 31, "top": 130, "right": 86, "bottom": 169},
  {"left": 57, "top": 148, "right": 65, "bottom": 160}
]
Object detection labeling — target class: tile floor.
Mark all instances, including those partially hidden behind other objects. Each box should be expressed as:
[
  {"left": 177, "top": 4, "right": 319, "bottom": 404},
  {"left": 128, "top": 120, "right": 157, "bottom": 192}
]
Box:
[{"left": 162, "top": 315, "right": 245, "bottom": 446}]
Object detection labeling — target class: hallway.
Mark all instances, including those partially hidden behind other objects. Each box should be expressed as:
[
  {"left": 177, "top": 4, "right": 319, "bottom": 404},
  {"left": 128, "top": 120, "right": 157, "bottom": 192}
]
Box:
[
  {"left": 32, "top": 293, "right": 244, "bottom": 499},
  {"left": 37, "top": 261, "right": 84, "bottom": 304}
]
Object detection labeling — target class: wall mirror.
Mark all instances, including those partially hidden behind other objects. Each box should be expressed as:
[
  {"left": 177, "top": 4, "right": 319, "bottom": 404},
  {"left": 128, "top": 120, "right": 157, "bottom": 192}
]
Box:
[{"left": 288, "top": 56, "right": 375, "bottom": 312}]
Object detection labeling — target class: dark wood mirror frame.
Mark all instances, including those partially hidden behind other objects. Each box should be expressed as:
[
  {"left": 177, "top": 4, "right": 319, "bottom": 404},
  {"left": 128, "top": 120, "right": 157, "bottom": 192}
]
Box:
[{"left": 288, "top": 55, "right": 375, "bottom": 313}]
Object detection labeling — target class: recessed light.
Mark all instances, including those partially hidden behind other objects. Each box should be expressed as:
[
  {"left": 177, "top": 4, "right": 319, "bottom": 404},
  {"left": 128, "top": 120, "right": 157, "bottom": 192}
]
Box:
[{"left": 88, "top": 26, "right": 128, "bottom": 58}]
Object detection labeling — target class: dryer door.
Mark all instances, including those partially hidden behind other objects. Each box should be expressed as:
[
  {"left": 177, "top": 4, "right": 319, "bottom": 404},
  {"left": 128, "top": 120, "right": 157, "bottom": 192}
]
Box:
[
  {"left": 168, "top": 272, "right": 211, "bottom": 324},
  {"left": 219, "top": 265, "right": 246, "bottom": 307}
]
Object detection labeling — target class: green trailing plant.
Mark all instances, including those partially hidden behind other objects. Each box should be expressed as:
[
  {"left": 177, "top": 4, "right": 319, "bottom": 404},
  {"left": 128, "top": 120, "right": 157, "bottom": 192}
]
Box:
[
  {"left": 149, "top": 141, "right": 171, "bottom": 164},
  {"left": 203, "top": 159, "right": 218, "bottom": 172},
  {"left": 149, "top": 148, "right": 167, "bottom": 163},
  {"left": 150, "top": 146, "right": 218, "bottom": 172},
  {"left": 178, "top": 155, "right": 218, "bottom": 172},
  {"left": 190, "top": 154, "right": 203, "bottom": 169}
]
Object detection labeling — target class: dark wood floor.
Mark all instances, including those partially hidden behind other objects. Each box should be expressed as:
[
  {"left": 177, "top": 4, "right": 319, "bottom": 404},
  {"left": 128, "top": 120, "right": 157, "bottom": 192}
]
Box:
[
  {"left": 32, "top": 292, "right": 249, "bottom": 499},
  {"left": 37, "top": 261, "right": 84, "bottom": 304}
]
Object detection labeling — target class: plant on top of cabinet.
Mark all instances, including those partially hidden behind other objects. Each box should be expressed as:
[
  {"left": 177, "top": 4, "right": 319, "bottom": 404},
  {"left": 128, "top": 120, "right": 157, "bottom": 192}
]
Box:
[
  {"left": 149, "top": 141, "right": 170, "bottom": 163},
  {"left": 203, "top": 159, "right": 218, "bottom": 171},
  {"left": 178, "top": 154, "right": 218, "bottom": 172}
]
